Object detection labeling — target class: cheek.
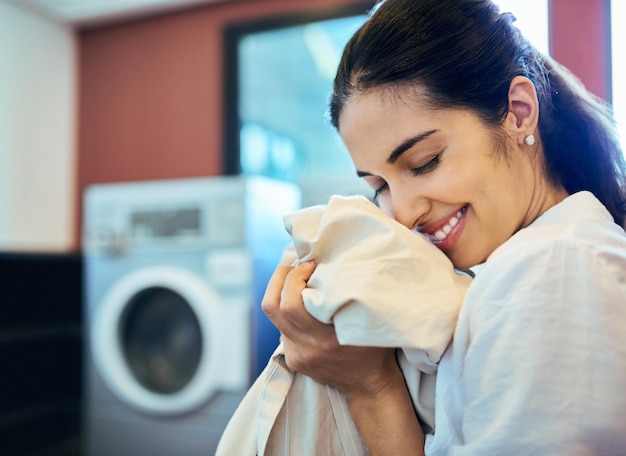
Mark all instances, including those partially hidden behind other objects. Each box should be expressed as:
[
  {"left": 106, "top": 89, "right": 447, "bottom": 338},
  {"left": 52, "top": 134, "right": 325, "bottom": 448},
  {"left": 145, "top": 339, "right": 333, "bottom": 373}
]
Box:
[{"left": 438, "top": 162, "right": 484, "bottom": 195}]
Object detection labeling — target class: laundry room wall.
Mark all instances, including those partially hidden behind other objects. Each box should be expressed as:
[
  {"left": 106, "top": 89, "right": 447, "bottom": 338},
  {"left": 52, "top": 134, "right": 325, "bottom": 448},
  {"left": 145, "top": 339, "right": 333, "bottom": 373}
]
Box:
[
  {"left": 550, "top": 0, "right": 611, "bottom": 101},
  {"left": 0, "top": 2, "right": 77, "bottom": 253}
]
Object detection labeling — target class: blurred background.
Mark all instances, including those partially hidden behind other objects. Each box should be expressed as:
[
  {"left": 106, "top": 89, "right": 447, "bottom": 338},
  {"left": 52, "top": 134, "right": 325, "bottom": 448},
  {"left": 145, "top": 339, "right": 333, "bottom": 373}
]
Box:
[{"left": 0, "top": 0, "right": 621, "bottom": 454}]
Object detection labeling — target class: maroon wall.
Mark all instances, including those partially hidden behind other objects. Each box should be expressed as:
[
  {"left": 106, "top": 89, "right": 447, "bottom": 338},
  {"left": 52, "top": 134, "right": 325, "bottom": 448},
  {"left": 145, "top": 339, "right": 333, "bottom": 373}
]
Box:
[{"left": 550, "top": 0, "right": 611, "bottom": 100}]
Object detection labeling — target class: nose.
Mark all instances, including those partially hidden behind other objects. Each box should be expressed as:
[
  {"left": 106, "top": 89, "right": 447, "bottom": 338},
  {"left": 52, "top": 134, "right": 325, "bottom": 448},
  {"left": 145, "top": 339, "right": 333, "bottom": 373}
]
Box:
[{"left": 387, "top": 190, "right": 430, "bottom": 230}]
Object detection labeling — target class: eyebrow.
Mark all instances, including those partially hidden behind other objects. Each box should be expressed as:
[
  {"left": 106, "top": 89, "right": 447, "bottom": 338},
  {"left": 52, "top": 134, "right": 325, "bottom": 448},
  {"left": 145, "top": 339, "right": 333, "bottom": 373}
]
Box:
[{"left": 356, "top": 129, "right": 439, "bottom": 177}]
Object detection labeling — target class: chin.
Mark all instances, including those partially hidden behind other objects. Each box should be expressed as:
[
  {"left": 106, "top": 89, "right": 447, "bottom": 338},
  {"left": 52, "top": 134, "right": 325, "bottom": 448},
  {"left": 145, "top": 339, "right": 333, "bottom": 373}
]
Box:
[{"left": 449, "top": 254, "right": 479, "bottom": 272}]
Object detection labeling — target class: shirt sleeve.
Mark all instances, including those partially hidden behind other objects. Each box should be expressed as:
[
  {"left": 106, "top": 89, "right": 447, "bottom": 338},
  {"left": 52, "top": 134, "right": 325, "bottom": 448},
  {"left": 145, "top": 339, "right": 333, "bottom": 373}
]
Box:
[{"left": 451, "top": 235, "right": 626, "bottom": 455}]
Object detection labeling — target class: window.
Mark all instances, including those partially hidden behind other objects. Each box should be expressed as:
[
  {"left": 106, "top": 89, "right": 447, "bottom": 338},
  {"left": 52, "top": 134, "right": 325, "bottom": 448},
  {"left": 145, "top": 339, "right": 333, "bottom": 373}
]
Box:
[{"left": 224, "top": 5, "right": 372, "bottom": 207}]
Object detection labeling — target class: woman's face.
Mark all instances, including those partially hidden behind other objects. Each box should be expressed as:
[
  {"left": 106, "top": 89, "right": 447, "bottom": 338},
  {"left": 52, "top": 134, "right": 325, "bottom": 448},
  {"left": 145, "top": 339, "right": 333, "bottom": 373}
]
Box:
[{"left": 338, "top": 89, "right": 562, "bottom": 269}]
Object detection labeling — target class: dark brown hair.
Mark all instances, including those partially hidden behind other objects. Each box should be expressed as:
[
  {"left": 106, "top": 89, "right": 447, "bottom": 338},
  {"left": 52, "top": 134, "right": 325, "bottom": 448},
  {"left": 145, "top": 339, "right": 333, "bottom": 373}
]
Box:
[{"left": 330, "top": 0, "right": 626, "bottom": 226}]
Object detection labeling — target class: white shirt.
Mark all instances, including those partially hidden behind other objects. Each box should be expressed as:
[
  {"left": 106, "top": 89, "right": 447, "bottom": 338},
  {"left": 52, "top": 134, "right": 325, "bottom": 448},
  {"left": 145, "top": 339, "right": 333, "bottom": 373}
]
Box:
[{"left": 425, "top": 191, "right": 626, "bottom": 455}]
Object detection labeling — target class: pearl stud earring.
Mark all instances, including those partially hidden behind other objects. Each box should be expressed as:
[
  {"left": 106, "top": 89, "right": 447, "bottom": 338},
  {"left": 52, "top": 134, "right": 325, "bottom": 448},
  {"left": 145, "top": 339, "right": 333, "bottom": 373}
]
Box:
[{"left": 524, "top": 134, "right": 535, "bottom": 146}]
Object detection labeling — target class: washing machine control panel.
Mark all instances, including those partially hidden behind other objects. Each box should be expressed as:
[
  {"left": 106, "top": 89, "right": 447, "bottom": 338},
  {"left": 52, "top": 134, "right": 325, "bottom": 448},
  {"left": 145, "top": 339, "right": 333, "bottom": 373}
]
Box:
[
  {"left": 130, "top": 207, "right": 201, "bottom": 240},
  {"left": 84, "top": 187, "right": 248, "bottom": 254}
]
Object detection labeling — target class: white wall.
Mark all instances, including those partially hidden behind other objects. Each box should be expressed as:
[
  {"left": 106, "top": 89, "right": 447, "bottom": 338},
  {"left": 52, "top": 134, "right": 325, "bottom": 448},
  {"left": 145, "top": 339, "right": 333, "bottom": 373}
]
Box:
[
  {"left": 0, "top": 2, "right": 77, "bottom": 251},
  {"left": 494, "top": 0, "right": 549, "bottom": 54}
]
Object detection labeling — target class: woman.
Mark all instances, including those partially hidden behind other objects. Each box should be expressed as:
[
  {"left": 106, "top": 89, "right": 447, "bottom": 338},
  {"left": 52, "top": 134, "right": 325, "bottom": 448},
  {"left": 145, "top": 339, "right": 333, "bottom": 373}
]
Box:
[{"left": 262, "top": 0, "right": 626, "bottom": 454}]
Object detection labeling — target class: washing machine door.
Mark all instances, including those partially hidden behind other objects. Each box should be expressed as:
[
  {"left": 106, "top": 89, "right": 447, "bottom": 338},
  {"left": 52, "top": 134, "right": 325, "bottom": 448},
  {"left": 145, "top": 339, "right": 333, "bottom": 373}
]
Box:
[{"left": 91, "top": 266, "right": 222, "bottom": 415}]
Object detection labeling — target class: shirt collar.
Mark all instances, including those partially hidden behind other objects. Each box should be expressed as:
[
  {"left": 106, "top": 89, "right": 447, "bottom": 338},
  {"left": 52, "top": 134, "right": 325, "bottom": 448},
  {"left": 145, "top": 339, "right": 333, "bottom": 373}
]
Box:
[{"left": 528, "top": 191, "right": 613, "bottom": 229}]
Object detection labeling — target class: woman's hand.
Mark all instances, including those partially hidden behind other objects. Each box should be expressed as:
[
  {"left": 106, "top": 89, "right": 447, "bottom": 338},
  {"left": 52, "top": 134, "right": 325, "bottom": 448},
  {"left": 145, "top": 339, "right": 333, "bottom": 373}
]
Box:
[
  {"left": 261, "top": 261, "right": 397, "bottom": 397},
  {"left": 261, "top": 261, "right": 425, "bottom": 455}
]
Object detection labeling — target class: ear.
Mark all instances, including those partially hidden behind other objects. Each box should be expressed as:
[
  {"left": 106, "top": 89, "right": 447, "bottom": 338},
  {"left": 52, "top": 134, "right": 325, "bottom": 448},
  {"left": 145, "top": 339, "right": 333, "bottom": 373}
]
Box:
[{"left": 504, "top": 76, "right": 539, "bottom": 145}]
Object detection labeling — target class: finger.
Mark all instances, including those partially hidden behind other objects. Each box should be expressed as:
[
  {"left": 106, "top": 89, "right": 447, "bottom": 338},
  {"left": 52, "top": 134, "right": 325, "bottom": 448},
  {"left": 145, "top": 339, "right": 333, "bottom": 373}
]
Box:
[
  {"left": 280, "top": 335, "right": 299, "bottom": 370},
  {"left": 281, "top": 262, "right": 320, "bottom": 329},
  {"left": 281, "top": 261, "right": 315, "bottom": 307},
  {"left": 261, "top": 265, "right": 293, "bottom": 320},
  {"left": 262, "top": 262, "right": 320, "bottom": 342},
  {"left": 294, "top": 260, "right": 316, "bottom": 279}
]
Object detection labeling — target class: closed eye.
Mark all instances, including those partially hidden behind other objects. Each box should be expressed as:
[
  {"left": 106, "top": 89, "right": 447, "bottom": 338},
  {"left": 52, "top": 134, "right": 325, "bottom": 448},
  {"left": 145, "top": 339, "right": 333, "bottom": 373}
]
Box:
[
  {"left": 373, "top": 182, "right": 388, "bottom": 202},
  {"left": 412, "top": 155, "right": 440, "bottom": 176}
]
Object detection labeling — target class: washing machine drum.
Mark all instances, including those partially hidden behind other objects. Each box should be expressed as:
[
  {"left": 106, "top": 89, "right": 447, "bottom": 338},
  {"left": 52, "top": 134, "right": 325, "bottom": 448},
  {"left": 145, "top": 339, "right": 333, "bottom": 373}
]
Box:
[
  {"left": 122, "top": 286, "right": 202, "bottom": 394},
  {"left": 92, "top": 266, "right": 222, "bottom": 415}
]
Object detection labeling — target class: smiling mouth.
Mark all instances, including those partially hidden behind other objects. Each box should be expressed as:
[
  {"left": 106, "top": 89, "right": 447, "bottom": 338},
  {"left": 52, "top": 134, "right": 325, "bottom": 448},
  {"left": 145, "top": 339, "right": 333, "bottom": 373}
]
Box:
[{"left": 426, "top": 206, "right": 467, "bottom": 243}]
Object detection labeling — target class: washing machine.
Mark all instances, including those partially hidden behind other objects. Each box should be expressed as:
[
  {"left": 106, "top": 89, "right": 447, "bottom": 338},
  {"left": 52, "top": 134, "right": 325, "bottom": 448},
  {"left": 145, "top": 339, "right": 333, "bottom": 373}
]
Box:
[{"left": 82, "top": 176, "right": 299, "bottom": 456}]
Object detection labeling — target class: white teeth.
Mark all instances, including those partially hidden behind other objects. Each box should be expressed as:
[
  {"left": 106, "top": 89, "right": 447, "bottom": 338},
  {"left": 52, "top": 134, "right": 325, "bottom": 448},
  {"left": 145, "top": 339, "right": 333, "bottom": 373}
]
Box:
[{"left": 428, "top": 209, "right": 464, "bottom": 243}]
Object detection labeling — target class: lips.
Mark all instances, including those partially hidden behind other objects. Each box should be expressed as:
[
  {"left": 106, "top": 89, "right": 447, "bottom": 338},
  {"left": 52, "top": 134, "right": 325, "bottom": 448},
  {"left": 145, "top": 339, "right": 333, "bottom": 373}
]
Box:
[{"left": 422, "top": 205, "right": 467, "bottom": 248}]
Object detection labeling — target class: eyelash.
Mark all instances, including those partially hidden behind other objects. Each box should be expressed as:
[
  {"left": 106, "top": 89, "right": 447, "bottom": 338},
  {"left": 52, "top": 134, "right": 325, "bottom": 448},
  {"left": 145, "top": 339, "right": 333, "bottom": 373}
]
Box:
[
  {"left": 372, "top": 155, "right": 440, "bottom": 202},
  {"left": 411, "top": 155, "right": 440, "bottom": 176},
  {"left": 373, "top": 183, "right": 387, "bottom": 201}
]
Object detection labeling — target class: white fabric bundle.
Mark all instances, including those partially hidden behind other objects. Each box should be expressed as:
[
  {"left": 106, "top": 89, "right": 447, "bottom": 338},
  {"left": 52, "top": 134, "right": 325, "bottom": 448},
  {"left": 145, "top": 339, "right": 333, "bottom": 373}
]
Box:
[{"left": 216, "top": 195, "right": 471, "bottom": 456}]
